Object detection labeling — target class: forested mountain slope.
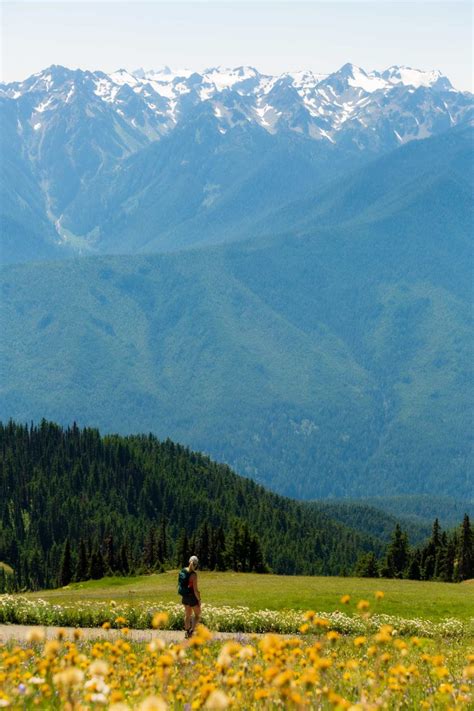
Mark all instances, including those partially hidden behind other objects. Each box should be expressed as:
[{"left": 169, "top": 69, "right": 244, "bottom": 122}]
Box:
[
  {"left": 1, "top": 137, "right": 471, "bottom": 499},
  {"left": 310, "top": 502, "right": 432, "bottom": 545},
  {"left": 0, "top": 421, "right": 381, "bottom": 589}
]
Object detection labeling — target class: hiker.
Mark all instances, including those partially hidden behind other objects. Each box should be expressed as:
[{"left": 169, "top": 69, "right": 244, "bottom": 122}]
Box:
[{"left": 178, "top": 555, "right": 201, "bottom": 638}]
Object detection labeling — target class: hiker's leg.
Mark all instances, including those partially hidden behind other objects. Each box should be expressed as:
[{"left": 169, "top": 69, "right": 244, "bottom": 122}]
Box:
[
  {"left": 184, "top": 605, "right": 192, "bottom": 633},
  {"left": 191, "top": 603, "right": 201, "bottom": 631}
]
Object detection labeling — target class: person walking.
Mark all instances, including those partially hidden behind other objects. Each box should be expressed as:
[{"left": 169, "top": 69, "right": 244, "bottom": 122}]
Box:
[{"left": 178, "top": 555, "right": 201, "bottom": 638}]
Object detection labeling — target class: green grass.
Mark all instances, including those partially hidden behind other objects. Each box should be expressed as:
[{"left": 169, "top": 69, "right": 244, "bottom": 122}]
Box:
[{"left": 26, "top": 571, "right": 474, "bottom": 623}]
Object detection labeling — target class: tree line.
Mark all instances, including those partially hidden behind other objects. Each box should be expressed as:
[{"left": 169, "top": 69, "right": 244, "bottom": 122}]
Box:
[
  {"left": 1, "top": 420, "right": 470, "bottom": 593},
  {"left": 354, "top": 516, "right": 473, "bottom": 582},
  {"left": 0, "top": 420, "right": 379, "bottom": 591}
]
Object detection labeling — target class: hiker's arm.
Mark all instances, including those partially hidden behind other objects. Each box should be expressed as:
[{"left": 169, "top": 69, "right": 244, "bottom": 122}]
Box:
[{"left": 192, "top": 573, "right": 201, "bottom": 602}]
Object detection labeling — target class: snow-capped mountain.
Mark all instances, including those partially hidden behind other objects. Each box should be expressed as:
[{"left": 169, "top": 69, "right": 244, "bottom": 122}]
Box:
[
  {"left": 0, "top": 63, "right": 472, "bottom": 262},
  {"left": 2, "top": 62, "right": 470, "bottom": 144}
]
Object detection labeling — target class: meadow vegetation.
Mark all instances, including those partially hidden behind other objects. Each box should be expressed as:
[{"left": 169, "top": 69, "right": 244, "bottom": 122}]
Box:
[
  {"left": 0, "top": 600, "right": 472, "bottom": 709},
  {"left": 19, "top": 572, "right": 474, "bottom": 623}
]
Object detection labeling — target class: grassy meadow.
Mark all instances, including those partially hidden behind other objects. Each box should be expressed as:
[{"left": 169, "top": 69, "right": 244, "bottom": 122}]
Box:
[
  {"left": 24, "top": 571, "right": 474, "bottom": 623},
  {"left": 2, "top": 572, "right": 473, "bottom": 708}
]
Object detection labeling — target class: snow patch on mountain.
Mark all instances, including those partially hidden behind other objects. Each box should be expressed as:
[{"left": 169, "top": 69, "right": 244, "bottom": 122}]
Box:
[
  {"left": 347, "top": 66, "right": 387, "bottom": 93},
  {"left": 3, "top": 62, "right": 470, "bottom": 153},
  {"left": 382, "top": 66, "right": 451, "bottom": 89}
]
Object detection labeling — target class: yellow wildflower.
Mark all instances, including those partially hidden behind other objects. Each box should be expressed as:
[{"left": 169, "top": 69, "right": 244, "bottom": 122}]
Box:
[
  {"left": 138, "top": 697, "right": 168, "bottom": 711},
  {"left": 152, "top": 612, "right": 169, "bottom": 629},
  {"left": 26, "top": 628, "right": 45, "bottom": 643},
  {"left": 204, "top": 690, "right": 230, "bottom": 709},
  {"left": 53, "top": 667, "right": 84, "bottom": 687}
]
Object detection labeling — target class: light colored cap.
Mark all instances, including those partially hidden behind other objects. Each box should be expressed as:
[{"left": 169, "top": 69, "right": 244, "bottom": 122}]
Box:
[{"left": 189, "top": 555, "right": 199, "bottom": 566}]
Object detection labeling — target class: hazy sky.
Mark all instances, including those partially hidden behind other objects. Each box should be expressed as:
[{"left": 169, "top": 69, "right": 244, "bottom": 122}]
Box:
[{"left": 2, "top": 1, "right": 473, "bottom": 91}]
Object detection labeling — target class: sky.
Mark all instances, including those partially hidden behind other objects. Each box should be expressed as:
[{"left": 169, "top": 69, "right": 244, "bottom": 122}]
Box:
[{"left": 2, "top": 1, "right": 473, "bottom": 91}]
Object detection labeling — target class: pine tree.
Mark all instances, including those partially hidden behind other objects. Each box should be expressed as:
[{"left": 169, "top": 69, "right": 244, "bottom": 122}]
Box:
[
  {"left": 59, "top": 538, "right": 72, "bottom": 587},
  {"left": 88, "top": 548, "right": 105, "bottom": 580},
  {"left": 119, "top": 544, "right": 130, "bottom": 575},
  {"left": 214, "top": 527, "right": 227, "bottom": 571},
  {"left": 195, "top": 522, "right": 210, "bottom": 569},
  {"left": 176, "top": 530, "right": 189, "bottom": 569},
  {"left": 436, "top": 533, "right": 455, "bottom": 582},
  {"left": 143, "top": 526, "right": 157, "bottom": 571},
  {"left": 354, "top": 551, "right": 379, "bottom": 578},
  {"left": 406, "top": 550, "right": 421, "bottom": 580},
  {"left": 228, "top": 523, "right": 243, "bottom": 572},
  {"left": 157, "top": 519, "right": 168, "bottom": 564},
  {"left": 249, "top": 534, "right": 266, "bottom": 573},
  {"left": 75, "top": 539, "right": 88, "bottom": 582},
  {"left": 29, "top": 548, "right": 45, "bottom": 590},
  {"left": 431, "top": 518, "right": 441, "bottom": 549},
  {"left": 383, "top": 525, "right": 410, "bottom": 578},
  {"left": 457, "top": 514, "right": 474, "bottom": 581},
  {"left": 104, "top": 535, "right": 116, "bottom": 575}
]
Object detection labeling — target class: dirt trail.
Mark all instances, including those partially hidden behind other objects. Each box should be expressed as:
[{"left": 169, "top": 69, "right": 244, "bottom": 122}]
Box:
[{"left": 0, "top": 624, "right": 254, "bottom": 644}]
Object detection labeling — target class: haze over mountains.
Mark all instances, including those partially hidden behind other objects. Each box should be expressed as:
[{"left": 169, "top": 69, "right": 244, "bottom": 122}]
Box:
[
  {"left": 0, "top": 63, "right": 472, "bottom": 505},
  {"left": 1, "top": 63, "right": 472, "bottom": 262}
]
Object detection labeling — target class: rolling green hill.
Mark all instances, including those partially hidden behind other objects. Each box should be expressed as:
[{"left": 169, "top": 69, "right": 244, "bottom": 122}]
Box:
[
  {"left": 0, "top": 420, "right": 382, "bottom": 591},
  {"left": 348, "top": 495, "right": 474, "bottom": 530},
  {"left": 310, "top": 501, "right": 432, "bottom": 545}
]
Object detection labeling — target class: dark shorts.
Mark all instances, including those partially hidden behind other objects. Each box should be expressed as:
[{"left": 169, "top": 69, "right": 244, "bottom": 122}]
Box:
[{"left": 181, "top": 593, "right": 200, "bottom": 607}]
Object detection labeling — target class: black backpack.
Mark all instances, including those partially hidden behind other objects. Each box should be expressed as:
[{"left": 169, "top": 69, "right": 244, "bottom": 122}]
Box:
[{"left": 178, "top": 567, "right": 191, "bottom": 596}]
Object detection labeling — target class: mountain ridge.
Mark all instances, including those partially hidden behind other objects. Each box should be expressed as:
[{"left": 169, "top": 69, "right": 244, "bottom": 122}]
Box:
[{"left": 1, "top": 63, "right": 472, "bottom": 263}]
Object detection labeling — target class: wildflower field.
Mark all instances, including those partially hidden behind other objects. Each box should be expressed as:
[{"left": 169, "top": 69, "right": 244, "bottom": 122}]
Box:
[
  {"left": 1, "top": 589, "right": 473, "bottom": 709},
  {"left": 0, "top": 609, "right": 473, "bottom": 709},
  {"left": 0, "top": 595, "right": 471, "bottom": 638}
]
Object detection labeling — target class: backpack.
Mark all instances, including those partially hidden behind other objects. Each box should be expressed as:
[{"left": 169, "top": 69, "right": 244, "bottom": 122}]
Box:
[{"left": 178, "top": 567, "right": 191, "bottom": 596}]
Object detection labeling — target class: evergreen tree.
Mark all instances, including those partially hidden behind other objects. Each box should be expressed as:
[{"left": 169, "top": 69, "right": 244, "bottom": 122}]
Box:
[
  {"left": 228, "top": 523, "right": 243, "bottom": 571},
  {"left": 354, "top": 551, "right": 379, "bottom": 578},
  {"left": 88, "top": 548, "right": 105, "bottom": 580},
  {"left": 457, "top": 514, "right": 474, "bottom": 581},
  {"left": 195, "top": 523, "right": 210, "bottom": 569},
  {"left": 157, "top": 519, "right": 168, "bottom": 564},
  {"left": 143, "top": 526, "right": 157, "bottom": 571},
  {"left": 119, "top": 544, "right": 130, "bottom": 575},
  {"left": 213, "top": 526, "right": 227, "bottom": 571},
  {"left": 422, "top": 554, "right": 435, "bottom": 581},
  {"left": 249, "top": 534, "right": 266, "bottom": 573},
  {"left": 383, "top": 525, "right": 410, "bottom": 578},
  {"left": 104, "top": 535, "right": 116, "bottom": 575},
  {"left": 406, "top": 550, "right": 421, "bottom": 580},
  {"left": 436, "top": 534, "right": 455, "bottom": 582},
  {"left": 29, "top": 548, "right": 46, "bottom": 590},
  {"left": 431, "top": 518, "right": 441, "bottom": 549},
  {"left": 59, "top": 538, "right": 72, "bottom": 587},
  {"left": 75, "top": 539, "right": 88, "bottom": 582},
  {"left": 176, "top": 530, "right": 189, "bottom": 569}
]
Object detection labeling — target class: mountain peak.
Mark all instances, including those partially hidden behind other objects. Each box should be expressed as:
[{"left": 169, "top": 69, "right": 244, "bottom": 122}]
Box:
[
  {"left": 338, "top": 62, "right": 363, "bottom": 77},
  {"left": 382, "top": 65, "right": 452, "bottom": 90}
]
